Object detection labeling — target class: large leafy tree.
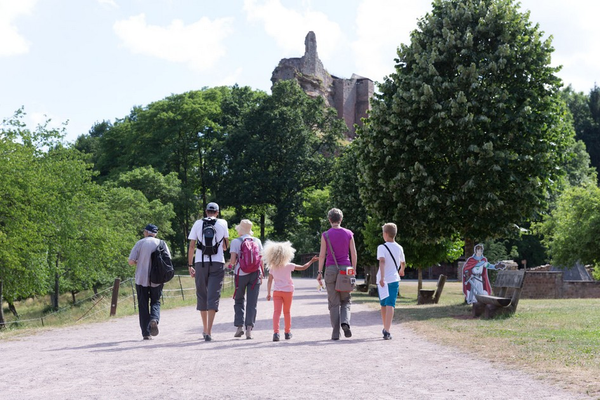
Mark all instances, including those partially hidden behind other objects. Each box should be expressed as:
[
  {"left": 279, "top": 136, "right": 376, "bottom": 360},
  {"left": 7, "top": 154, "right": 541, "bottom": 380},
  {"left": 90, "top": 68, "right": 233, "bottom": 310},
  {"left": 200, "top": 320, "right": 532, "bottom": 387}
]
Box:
[
  {"left": 0, "top": 111, "right": 52, "bottom": 325},
  {"left": 77, "top": 88, "right": 229, "bottom": 255},
  {"left": 536, "top": 185, "right": 600, "bottom": 277},
  {"left": 356, "top": 0, "right": 574, "bottom": 248},
  {"left": 562, "top": 84, "right": 600, "bottom": 184},
  {"left": 218, "top": 80, "right": 345, "bottom": 237}
]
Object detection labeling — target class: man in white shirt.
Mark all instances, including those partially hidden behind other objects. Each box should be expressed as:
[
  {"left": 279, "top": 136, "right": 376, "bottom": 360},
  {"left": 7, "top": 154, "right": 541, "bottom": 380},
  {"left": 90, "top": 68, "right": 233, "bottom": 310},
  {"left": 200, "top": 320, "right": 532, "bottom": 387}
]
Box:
[{"left": 187, "top": 202, "right": 229, "bottom": 341}]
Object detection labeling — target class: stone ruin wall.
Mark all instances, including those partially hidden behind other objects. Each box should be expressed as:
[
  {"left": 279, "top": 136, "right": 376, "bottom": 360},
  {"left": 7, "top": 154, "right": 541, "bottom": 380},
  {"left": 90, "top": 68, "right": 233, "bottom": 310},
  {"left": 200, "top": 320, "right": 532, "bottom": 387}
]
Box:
[{"left": 271, "top": 31, "right": 373, "bottom": 138}]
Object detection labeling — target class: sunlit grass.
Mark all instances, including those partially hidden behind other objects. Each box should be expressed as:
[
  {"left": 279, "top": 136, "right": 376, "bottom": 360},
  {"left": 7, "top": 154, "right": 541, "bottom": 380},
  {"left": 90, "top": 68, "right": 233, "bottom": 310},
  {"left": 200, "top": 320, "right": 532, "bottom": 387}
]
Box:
[{"left": 354, "top": 280, "right": 600, "bottom": 397}]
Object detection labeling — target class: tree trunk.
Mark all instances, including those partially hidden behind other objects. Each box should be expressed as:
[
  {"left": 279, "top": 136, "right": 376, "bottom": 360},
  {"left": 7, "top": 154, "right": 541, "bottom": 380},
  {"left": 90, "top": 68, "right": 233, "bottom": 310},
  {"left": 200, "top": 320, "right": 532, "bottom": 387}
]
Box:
[
  {"left": 418, "top": 268, "right": 423, "bottom": 291},
  {"left": 71, "top": 291, "right": 77, "bottom": 305},
  {"left": 260, "top": 213, "right": 266, "bottom": 242},
  {"left": 0, "top": 279, "right": 5, "bottom": 329},
  {"left": 464, "top": 237, "right": 475, "bottom": 258},
  {"left": 8, "top": 302, "right": 19, "bottom": 318}
]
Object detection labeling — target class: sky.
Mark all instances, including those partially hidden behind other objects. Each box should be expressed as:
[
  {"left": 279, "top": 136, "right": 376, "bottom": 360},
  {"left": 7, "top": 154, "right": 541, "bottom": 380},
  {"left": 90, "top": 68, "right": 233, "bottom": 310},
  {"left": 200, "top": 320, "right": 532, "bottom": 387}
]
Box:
[{"left": 1, "top": 0, "right": 599, "bottom": 143}]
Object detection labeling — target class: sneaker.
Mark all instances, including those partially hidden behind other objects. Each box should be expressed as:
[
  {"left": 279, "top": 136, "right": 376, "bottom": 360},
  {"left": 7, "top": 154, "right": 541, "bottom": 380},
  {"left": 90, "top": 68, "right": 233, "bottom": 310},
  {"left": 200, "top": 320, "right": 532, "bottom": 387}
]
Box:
[
  {"left": 202, "top": 332, "right": 207, "bottom": 340},
  {"left": 246, "top": 326, "right": 253, "bottom": 340},
  {"left": 383, "top": 330, "right": 391, "bottom": 340},
  {"left": 273, "top": 333, "right": 280, "bottom": 342},
  {"left": 331, "top": 336, "right": 339, "bottom": 341},
  {"left": 149, "top": 320, "right": 159, "bottom": 337},
  {"left": 234, "top": 326, "right": 244, "bottom": 338},
  {"left": 284, "top": 332, "right": 293, "bottom": 340},
  {"left": 341, "top": 323, "right": 352, "bottom": 338},
  {"left": 143, "top": 336, "right": 152, "bottom": 340},
  {"left": 204, "top": 334, "right": 212, "bottom": 342}
]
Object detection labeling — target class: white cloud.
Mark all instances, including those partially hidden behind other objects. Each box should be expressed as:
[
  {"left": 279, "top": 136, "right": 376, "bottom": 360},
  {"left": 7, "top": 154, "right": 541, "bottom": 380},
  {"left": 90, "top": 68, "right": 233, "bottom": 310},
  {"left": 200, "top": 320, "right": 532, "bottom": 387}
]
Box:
[
  {"left": 352, "top": 0, "right": 430, "bottom": 82},
  {"left": 113, "top": 13, "right": 234, "bottom": 72},
  {"left": 243, "top": 0, "right": 343, "bottom": 62},
  {"left": 0, "top": 0, "right": 37, "bottom": 57},
  {"left": 215, "top": 67, "right": 244, "bottom": 87},
  {"left": 97, "top": 0, "right": 118, "bottom": 9}
]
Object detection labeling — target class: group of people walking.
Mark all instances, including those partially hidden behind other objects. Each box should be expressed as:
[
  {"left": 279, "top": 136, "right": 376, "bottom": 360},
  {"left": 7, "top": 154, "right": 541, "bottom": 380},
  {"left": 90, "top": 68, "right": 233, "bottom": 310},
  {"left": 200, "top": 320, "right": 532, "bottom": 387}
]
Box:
[{"left": 128, "top": 204, "right": 406, "bottom": 342}]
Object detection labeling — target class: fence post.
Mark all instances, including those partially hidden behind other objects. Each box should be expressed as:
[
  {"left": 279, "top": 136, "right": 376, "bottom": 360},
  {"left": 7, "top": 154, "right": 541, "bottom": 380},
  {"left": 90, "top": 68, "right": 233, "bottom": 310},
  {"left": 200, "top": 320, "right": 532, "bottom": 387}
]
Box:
[
  {"left": 178, "top": 275, "right": 185, "bottom": 300},
  {"left": 109, "top": 278, "right": 121, "bottom": 317},
  {"left": 130, "top": 279, "right": 136, "bottom": 311}
]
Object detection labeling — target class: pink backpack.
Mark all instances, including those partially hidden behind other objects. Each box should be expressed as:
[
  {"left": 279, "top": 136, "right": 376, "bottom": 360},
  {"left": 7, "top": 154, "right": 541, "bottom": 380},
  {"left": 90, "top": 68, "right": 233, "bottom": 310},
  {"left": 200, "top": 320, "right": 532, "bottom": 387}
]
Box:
[{"left": 238, "top": 237, "right": 262, "bottom": 273}]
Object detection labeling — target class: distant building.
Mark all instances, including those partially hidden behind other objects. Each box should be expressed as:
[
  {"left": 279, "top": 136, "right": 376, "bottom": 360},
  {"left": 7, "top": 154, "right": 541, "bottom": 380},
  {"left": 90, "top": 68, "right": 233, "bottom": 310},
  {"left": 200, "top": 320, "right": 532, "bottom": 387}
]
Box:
[{"left": 271, "top": 31, "right": 374, "bottom": 138}]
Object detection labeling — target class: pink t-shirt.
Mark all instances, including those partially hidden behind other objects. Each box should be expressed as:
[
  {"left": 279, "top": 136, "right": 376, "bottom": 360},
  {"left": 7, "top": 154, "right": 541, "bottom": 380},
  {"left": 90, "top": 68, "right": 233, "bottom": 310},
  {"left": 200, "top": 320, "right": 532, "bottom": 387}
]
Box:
[{"left": 270, "top": 263, "right": 296, "bottom": 292}]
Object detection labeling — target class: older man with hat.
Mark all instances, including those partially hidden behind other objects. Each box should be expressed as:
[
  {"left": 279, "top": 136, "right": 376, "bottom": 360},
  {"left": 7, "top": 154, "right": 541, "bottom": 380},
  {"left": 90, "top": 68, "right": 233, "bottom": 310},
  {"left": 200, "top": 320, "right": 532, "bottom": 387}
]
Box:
[
  {"left": 128, "top": 224, "right": 170, "bottom": 340},
  {"left": 187, "top": 202, "right": 230, "bottom": 341},
  {"left": 229, "top": 219, "right": 264, "bottom": 339}
]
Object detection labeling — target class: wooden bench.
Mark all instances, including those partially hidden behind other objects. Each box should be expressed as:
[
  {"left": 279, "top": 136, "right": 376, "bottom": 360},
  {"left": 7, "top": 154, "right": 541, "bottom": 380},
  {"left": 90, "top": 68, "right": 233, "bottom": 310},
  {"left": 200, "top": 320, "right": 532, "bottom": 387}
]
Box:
[
  {"left": 417, "top": 274, "right": 447, "bottom": 305},
  {"left": 472, "top": 270, "right": 525, "bottom": 319}
]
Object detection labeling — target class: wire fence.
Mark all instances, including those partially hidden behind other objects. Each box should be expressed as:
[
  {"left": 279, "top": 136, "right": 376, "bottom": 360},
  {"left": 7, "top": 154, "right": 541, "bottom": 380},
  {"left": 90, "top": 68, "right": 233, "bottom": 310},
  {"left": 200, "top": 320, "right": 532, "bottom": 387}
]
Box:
[{"left": 1, "top": 274, "right": 236, "bottom": 330}]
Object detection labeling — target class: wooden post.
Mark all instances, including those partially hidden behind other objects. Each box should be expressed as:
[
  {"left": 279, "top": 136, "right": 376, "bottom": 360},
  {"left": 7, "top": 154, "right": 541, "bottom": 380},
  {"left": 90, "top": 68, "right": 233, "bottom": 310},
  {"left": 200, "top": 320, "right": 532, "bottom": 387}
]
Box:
[
  {"left": 131, "top": 279, "right": 136, "bottom": 311},
  {"left": 178, "top": 275, "right": 185, "bottom": 300},
  {"left": 433, "top": 274, "right": 447, "bottom": 304},
  {"left": 109, "top": 278, "right": 120, "bottom": 317}
]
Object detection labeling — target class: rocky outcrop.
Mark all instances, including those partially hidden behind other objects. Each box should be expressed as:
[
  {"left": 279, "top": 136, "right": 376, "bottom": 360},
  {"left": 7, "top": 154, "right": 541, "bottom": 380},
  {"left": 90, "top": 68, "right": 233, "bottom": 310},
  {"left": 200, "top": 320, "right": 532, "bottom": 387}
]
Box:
[{"left": 271, "top": 31, "right": 373, "bottom": 138}]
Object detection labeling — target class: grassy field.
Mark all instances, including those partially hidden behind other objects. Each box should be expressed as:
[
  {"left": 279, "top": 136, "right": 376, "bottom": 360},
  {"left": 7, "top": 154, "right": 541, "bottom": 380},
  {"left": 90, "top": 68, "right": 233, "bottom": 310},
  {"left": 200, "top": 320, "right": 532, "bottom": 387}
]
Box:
[{"left": 354, "top": 280, "right": 600, "bottom": 398}]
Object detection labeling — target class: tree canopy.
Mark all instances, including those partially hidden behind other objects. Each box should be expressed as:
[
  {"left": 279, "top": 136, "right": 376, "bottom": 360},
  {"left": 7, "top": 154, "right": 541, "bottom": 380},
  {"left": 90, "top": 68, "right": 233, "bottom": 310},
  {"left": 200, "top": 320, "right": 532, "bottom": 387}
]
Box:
[{"left": 356, "top": 0, "right": 574, "bottom": 246}]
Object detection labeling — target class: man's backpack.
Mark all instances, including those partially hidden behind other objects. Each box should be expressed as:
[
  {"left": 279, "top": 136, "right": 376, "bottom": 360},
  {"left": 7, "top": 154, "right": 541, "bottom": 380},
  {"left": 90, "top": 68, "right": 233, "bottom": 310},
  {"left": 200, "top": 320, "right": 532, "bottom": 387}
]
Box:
[
  {"left": 196, "top": 218, "right": 223, "bottom": 266},
  {"left": 238, "top": 237, "right": 262, "bottom": 273},
  {"left": 150, "top": 240, "right": 174, "bottom": 284}
]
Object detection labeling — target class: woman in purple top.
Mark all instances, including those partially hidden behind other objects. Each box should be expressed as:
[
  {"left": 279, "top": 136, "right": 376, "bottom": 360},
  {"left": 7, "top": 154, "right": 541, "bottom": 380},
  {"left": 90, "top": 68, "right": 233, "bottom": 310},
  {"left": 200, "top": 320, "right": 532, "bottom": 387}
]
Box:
[{"left": 316, "top": 208, "right": 357, "bottom": 340}]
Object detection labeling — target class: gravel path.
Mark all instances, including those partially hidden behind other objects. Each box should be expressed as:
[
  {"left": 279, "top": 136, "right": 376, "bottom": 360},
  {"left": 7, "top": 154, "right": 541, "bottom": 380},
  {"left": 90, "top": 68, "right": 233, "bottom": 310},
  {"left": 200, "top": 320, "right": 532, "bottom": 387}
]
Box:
[{"left": 0, "top": 278, "right": 590, "bottom": 400}]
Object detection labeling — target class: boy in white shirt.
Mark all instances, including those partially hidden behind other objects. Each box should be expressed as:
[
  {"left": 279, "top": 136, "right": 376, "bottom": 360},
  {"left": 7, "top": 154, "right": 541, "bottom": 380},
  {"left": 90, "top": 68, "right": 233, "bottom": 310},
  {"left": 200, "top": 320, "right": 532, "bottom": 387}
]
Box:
[{"left": 376, "top": 223, "right": 406, "bottom": 340}]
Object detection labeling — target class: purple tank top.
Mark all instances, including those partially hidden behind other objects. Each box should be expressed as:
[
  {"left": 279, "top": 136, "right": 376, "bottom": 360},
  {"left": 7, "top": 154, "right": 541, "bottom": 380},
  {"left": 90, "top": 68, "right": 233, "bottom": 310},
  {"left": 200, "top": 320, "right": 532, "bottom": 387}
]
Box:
[{"left": 323, "top": 227, "right": 353, "bottom": 267}]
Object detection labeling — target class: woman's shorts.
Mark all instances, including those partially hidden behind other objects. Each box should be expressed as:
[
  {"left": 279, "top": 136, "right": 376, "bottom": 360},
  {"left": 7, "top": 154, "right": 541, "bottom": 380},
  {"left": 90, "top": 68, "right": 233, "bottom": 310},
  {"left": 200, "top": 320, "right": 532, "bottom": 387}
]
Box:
[{"left": 379, "top": 281, "right": 399, "bottom": 307}]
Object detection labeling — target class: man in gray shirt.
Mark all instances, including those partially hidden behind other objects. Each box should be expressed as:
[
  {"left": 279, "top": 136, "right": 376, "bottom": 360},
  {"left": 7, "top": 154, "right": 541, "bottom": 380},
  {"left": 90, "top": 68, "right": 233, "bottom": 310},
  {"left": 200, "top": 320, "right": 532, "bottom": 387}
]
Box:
[{"left": 128, "top": 224, "right": 171, "bottom": 340}]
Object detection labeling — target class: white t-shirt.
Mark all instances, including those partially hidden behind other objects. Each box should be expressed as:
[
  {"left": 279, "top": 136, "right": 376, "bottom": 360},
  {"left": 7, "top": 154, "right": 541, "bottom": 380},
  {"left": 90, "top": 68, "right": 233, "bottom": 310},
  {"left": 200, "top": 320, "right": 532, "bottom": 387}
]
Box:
[
  {"left": 188, "top": 218, "right": 229, "bottom": 264},
  {"left": 376, "top": 241, "right": 405, "bottom": 284},
  {"left": 230, "top": 235, "right": 263, "bottom": 276}
]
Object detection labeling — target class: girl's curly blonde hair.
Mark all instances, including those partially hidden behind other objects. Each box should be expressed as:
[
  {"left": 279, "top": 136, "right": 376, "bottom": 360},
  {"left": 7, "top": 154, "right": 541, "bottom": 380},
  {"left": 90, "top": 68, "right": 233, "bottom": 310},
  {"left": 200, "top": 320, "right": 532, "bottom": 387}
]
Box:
[{"left": 262, "top": 240, "right": 296, "bottom": 270}]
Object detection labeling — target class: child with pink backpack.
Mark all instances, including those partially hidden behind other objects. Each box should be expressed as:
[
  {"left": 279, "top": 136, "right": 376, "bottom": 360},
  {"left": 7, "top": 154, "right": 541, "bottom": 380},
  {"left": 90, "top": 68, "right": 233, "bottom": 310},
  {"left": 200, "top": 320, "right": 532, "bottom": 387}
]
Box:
[{"left": 264, "top": 240, "right": 319, "bottom": 341}]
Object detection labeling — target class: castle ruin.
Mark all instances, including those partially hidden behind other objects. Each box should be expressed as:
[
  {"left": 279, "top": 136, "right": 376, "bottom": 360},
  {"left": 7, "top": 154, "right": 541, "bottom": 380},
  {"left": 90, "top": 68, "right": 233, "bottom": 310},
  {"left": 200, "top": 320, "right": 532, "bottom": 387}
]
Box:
[{"left": 271, "top": 31, "right": 374, "bottom": 138}]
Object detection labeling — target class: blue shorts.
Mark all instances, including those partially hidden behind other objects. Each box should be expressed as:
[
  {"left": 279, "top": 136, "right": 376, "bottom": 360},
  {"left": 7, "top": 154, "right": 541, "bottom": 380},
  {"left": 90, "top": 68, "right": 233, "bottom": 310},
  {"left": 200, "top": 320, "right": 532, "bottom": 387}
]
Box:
[{"left": 379, "top": 281, "right": 399, "bottom": 307}]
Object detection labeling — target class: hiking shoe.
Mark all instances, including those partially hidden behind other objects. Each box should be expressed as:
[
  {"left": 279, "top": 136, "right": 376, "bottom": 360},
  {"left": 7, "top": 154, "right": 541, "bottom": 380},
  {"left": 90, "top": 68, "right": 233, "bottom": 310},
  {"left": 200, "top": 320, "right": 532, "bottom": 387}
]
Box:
[
  {"left": 341, "top": 323, "right": 352, "bottom": 338},
  {"left": 149, "top": 320, "right": 159, "bottom": 337},
  {"left": 234, "top": 326, "right": 244, "bottom": 338},
  {"left": 273, "top": 333, "right": 280, "bottom": 342},
  {"left": 204, "top": 334, "right": 212, "bottom": 342},
  {"left": 285, "top": 332, "right": 293, "bottom": 340},
  {"left": 246, "top": 326, "right": 253, "bottom": 340}
]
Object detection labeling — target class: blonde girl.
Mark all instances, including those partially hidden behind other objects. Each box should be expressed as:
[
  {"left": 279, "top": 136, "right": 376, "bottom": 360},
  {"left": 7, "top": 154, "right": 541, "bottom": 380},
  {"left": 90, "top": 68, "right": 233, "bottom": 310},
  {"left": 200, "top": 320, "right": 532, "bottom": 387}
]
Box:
[{"left": 264, "top": 241, "right": 319, "bottom": 341}]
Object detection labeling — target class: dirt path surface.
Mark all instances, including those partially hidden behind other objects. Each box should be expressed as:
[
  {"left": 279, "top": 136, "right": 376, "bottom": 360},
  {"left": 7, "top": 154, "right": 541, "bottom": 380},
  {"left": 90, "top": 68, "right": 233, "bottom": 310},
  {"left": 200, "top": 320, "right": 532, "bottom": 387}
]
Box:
[{"left": 0, "top": 278, "right": 590, "bottom": 400}]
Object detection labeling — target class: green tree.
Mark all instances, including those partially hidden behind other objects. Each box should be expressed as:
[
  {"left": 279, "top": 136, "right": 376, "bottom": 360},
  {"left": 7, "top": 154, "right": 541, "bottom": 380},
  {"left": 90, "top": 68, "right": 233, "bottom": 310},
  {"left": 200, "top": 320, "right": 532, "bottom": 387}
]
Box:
[
  {"left": 562, "top": 85, "right": 600, "bottom": 184},
  {"left": 0, "top": 111, "right": 53, "bottom": 325},
  {"left": 356, "top": 0, "right": 573, "bottom": 250},
  {"left": 218, "top": 80, "right": 345, "bottom": 237},
  {"left": 78, "top": 88, "right": 229, "bottom": 255},
  {"left": 536, "top": 185, "right": 600, "bottom": 277}
]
